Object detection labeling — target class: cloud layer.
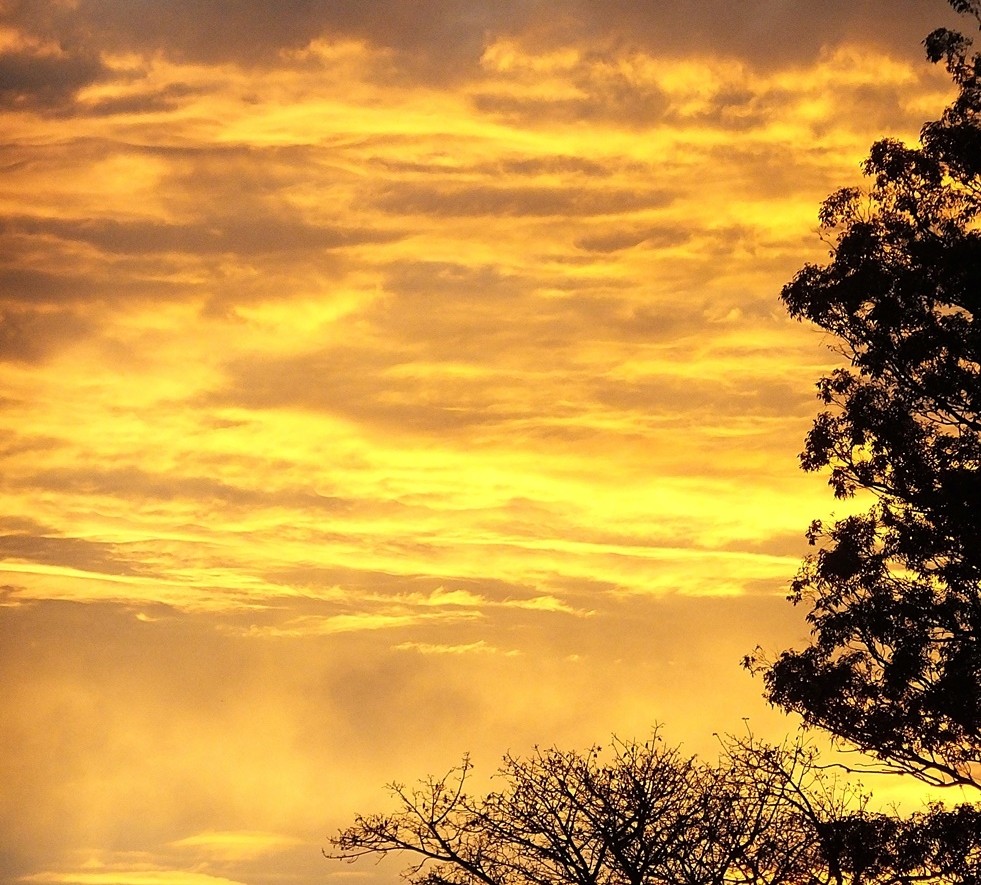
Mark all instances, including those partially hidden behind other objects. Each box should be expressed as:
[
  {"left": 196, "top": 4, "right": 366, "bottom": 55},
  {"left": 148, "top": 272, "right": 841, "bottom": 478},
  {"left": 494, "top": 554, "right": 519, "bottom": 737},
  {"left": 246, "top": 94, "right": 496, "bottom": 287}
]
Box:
[{"left": 0, "top": 2, "right": 965, "bottom": 884}]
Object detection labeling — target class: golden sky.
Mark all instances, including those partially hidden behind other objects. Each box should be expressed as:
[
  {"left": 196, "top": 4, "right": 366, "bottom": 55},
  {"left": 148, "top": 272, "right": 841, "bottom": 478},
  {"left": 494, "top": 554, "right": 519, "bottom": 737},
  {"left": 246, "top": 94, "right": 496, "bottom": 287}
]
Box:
[{"left": 0, "top": 2, "right": 968, "bottom": 884}]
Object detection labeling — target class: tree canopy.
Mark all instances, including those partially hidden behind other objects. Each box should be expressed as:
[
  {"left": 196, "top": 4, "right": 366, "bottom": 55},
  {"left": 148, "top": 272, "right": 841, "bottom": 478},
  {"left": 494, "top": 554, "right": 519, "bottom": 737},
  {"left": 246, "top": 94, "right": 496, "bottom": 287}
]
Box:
[
  {"left": 747, "top": 0, "right": 981, "bottom": 789},
  {"left": 328, "top": 733, "right": 981, "bottom": 885}
]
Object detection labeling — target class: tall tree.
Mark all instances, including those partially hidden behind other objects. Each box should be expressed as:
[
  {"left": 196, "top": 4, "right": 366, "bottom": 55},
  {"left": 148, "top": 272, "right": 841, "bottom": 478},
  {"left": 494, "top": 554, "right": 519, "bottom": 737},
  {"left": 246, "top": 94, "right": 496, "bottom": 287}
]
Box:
[{"left": 748, "top": 0, "right": 981, "bottom": 789}]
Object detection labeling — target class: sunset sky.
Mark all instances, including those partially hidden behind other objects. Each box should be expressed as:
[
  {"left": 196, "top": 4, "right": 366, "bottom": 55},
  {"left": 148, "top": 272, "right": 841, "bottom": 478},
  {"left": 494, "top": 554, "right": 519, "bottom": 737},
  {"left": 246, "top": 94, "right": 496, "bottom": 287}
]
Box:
[{"left": 0, "top": 2, "right": 971, "bottom": 884}]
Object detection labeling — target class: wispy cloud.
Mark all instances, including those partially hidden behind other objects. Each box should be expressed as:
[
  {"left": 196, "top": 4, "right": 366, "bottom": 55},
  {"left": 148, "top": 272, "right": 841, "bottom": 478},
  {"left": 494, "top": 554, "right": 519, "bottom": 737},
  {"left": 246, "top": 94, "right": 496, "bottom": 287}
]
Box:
[
  {"left": 394, "top": 639, "right": 519, "bottom": 656},
  {"left": 22, "top": 870, "right": 248, "bottom": 885},
  {"left": 169, "top": 829, "right": 304, "bottom": 860}
]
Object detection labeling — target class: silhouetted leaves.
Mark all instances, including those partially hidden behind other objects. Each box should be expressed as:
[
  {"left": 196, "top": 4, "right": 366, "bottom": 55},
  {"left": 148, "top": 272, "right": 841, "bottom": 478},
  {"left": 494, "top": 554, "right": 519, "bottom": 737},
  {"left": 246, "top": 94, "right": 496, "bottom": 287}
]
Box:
[{"left": 749, "top": 1, "right": 981, "bottom": 789}]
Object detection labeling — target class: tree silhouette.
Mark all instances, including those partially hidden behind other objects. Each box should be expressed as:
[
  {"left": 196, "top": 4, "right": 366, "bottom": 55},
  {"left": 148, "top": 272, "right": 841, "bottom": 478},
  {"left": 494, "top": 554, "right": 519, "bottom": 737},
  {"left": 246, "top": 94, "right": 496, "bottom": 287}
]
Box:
[
  {"left": 747, "top": 0, "right": 981, "bottom": 789},
  {"left": 328, "top": 732, "right": 981, "bottom": 885},
  {"left": 329, "top": 733, "right": 886, "bottom": 885}
]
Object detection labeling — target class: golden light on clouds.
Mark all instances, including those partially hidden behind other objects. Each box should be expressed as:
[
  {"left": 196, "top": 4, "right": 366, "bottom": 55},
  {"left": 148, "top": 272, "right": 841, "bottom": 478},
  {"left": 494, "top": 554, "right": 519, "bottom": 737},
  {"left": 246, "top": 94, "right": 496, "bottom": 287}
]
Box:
[{"left": 0, "top": 1, "right": 967, "bottom": 883}]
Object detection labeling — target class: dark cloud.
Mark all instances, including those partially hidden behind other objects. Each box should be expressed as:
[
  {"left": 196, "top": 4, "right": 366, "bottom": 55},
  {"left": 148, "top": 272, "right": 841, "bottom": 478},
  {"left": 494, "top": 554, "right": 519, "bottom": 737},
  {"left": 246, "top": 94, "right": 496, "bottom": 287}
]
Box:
[
  {"left": 370, "top": 154, "right": 620, "bottom": 178},
  {"left": 575, "top": 225, "right": 692, "bottom": 253},
  {"left": 0, "top": 46, "right": 109, "bottom": 112},
  {"left": 155, "top": 143, "right": 337, "bottom": 207},
  {"left": 0, "top": 306, "right": 93, "bottom": 363},
  {"left": 668, "top": 77, "right": 943, "bottom": 139},
  {"left": 695, "top": 143, "right": 842, "bottom": 203},
  {"left": 383, "top": 259, "right": 524, "bottom": 300},
  {"left": 672, "top": 87, "right": 780, "bottom": 133},
  {"left": 0, "top": 263, "right": 192, "bottom": 309},
  {"left": 716, "top": 528, "right": 814, "bottom": 560},
  {"left": 8, "top": 465, "right": 351, "bottom": 514},
  {"left": 209, "top": 344, "right": 535, "bottom": 435},
  {"left": 4, "top": 0, "right": 532, "bottom": 82},
  {"left": 484, "top": 155, "right": 618, "bottom": 177},
  {"left": 0, "top": 517, "right": 146, "bottom": 576},
  {"left": 362, "top": 258, "right": 579, "bottom": 362},
  {"left": 0, "top": 59, "right": 199, "bottom": 118},
  {"left": 0, "top": 0, "right": 966, "bottom": 102},
  {"left": 588, "top": 373, "right": 814, "bottom": 425},
  {"left": 205, "top": 283, "right": 796, "bottom": 442},
  {"left": 821, "top": 81, "right": 943, "bottom": 138},
  {"left": 552, "top": 295, "right": 705, "bottom": 343},
  {"left": 371, "top": 182, "right": 674, "bottom": 217},
  {"left": 206, "top": 246, "right": 810, "bottom": 439},
  {"left": 471, "top": 83, "right": 668, "bottom": 129},
  {"left": 519, "top": 0, "right": 964, "bottom": 71},
  {"left": 1, "top": 214, "right": 401, "bottom": 256},
  {"left": 80, "top": 82, "right": 203, "bottom": 117},
  {"left": 205, "top": 270, "right": 610, "bottom": 434},
  {"left": 4, "top": 0, "right": 335, "bottom": 66}
]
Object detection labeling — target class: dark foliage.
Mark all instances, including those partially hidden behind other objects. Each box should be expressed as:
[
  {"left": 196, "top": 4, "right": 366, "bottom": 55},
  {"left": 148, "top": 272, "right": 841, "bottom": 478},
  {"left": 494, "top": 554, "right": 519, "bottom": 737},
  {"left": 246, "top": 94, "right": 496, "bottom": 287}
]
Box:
[
  {"left": 328, "top": 733, "right": 981, "bottom": 885},
  {"left": 748, "top": 1, "right": 981, "bottom": 789}
]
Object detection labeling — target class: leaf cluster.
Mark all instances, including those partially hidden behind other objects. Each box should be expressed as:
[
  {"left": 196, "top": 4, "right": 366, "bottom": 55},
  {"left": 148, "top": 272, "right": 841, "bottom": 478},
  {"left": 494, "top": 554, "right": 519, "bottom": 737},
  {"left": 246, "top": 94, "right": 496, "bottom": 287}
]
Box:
[{"left": 751, "top": 1, "right": 981, "bottom": 789}]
